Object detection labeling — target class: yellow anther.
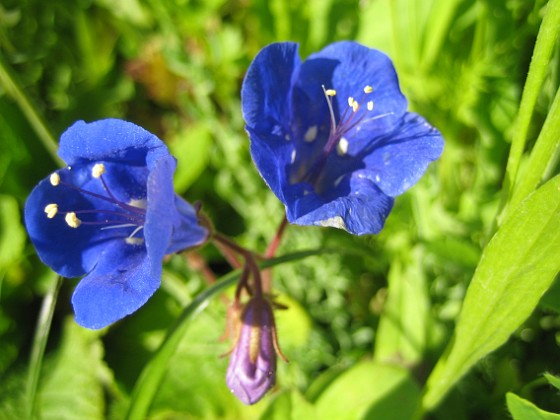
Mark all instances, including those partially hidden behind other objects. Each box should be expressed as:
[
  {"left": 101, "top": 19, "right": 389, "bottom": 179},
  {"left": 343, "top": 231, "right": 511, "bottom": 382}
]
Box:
[
  {"left": 364, "top": 85, "right": 373, "bottom": 93},
  {"left": 65, "top": 212, "right": 81, "bottom": 228},
  {"left": 325, "top": 89, "right": 337, "bottom": 97},
  {"left": 50, "top": 173, "right": 60, "bottom": 186},
  {"left": 337, "top": 137, "right": 349, "bottom": 156},
  {"left": 367, "top": 101, "right": 374, "bottom": 111},
  {"left": 92, "top": 163, "right": 106, "bottom": 178},
  {"left": 44, "top": 203, "right": 58, "bottom": 219},
  {"left": 348, "top": 97, "right": 359, "bottom": 112}
]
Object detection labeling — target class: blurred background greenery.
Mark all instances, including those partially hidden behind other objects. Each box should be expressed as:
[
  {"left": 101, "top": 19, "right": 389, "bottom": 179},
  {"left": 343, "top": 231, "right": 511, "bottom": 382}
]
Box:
[{"left": 1, "top": 0, "right": 559, "bottom": 418}]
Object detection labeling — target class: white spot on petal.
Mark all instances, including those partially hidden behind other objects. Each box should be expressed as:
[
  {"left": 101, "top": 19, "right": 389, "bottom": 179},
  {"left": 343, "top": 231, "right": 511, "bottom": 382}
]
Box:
[
  {"left": 337, "top": 137, "right": 349, "bottom": 156},
  {"left": 318, "top": 216, "right": 347, "bottom": 231},
  {"left": 125, "top": 237, "right": 145, "bottom": 246},
  {"left": 290, "top": 149, "right": 297, "bottom": 164},
  {"left": 304, "top": 125, "right": 318, "bottom": 142}
]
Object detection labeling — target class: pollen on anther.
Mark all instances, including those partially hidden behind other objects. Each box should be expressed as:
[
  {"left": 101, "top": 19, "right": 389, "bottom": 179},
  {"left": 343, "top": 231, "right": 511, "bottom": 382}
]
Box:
[
  {"left": 325, "top": 89, "right": 337, "bottom": 97},
  {"left": 50, "top": 173, "right": 60, "bottom": 186},
  {"left": 92, "top": 163, "right": 106, "bottom": 178},
  {"left": 65, "top": 212, "right": 81, "bottom": 228},
  {"left": 44, "top": 203, "right": 58, "bottom": 219},
  {"left": 337, "top": 137, "right": 349, "bottom": 156},
  {"left": 367, "top": 101, "right": 374, "bottom": 111},
  {"left": 348, "top": 97, "right": 359, "bottom": 112},
  {"left": 364, "top": 85, "right": 373, "bottom": 93},
  {"left": 304, "top": 125, "right": 318, "bottom": 142}
]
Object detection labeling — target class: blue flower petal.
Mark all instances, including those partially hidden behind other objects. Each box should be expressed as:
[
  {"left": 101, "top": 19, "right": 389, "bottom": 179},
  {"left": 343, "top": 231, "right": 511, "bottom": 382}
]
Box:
[
  {"left": 25, "top": 118, "right": 208, "bottom": 328},
  {"left": 58, "top": 119, "right": 169, "bottom": 168},
  {"left": 362, "top": 112, "right": 444, "bottom": 197},
  {"left": 287, "top": 174, "right": 395, "bottom": 235},
  {"left": 243, "top": 42, "right": 444, "bottom": 235},
  {"left": 242, "top": 42, "right": 300, "bottom": 133},
  {"left": 71, "top": 240, "right": 158, "bottom": 329}
]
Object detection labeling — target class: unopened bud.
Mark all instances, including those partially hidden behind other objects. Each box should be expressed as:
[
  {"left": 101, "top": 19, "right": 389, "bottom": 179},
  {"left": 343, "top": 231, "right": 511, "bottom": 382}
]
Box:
[{"left": 226, "top": 297, "right": 277, "bottom": 404}]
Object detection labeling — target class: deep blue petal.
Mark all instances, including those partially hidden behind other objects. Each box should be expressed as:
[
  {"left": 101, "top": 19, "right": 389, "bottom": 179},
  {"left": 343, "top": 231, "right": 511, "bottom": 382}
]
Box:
[
  {"left": 241, "top": 42, "right": 300, "bottom": 133},
  {"left": 246, "top": 127, "right": 292, "bottom": 204},
  {"left": 71, "top": 240, "right": 158, "bottom": 329},
  {"left": 25, "top": 168, "right": 100, "bottom": 277},
  {"left": 143, "top": 155, "right": 175, "bottom": 266},
  {"left": 294, "top": 41, "right": 408, "bottom": 143},
  {"left": 58, "top": 119, "right": 169, "bottom": 168},
  {"left": 361, "top": 112, "right": 444, "bottom": 197},
  {"left": 166, "top": 196, "right": 209, "bottom": 254},
  {"left": 286, "top": 174, "right": 395, "bottom": 235}
]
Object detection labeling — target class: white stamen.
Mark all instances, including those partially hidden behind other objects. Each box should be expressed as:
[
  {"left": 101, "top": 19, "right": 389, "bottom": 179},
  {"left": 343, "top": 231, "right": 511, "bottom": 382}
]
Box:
[
  {"left": 65, "top": 212, "right": 81, "bottom": 228},
  {"left": 337, "top": 137, "right": 349, "bottom": 156},
  {"left": 92, "top": 163, "right": 106, "bottom": 178},
  {"left": 325, "top": 88, "right": 337, "bottom": 97},
  {"left": 290, "top": 149, "right": 297, "bottom": 164},
  {"left": 334, "top": 175, "right": 344, "bottom": 187},
  {"left": 50, "top": 173, "right": 60, "bottom": 186},
  {"left": 44, "top": 203, "right": 58, "bottom": 218},
  {"left": 367, "top": 101, "right": 374, "bottom": 111},
  {"left": 304, "top": 125, "right": 318, "bottom": 142},
  {"left": 285, "top": 134, "right": 291, "bottom": 141},
  {"left": 100, "top": 223, "right": 138, "bottom": 231}
]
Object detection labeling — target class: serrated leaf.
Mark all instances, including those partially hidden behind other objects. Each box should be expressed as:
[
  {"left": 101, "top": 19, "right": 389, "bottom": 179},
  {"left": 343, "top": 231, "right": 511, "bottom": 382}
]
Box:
[
  {"left": 506, "top": 393, "right": 560, "bottom": 420},
  {"left": 38, "top": 319, "right": 106, "bottom": 420},
  {"left": 423, "top": 175, "right": 560, "bottom": 410},
  {"left": 315, "top": 361, "right": 420, "bottom": 420}
]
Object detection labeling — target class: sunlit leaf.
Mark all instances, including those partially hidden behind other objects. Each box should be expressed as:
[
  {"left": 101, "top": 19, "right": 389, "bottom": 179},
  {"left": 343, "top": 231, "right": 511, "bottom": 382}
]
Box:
[{"left": 424, "top": 174, "right": 560, "bottom": 410}]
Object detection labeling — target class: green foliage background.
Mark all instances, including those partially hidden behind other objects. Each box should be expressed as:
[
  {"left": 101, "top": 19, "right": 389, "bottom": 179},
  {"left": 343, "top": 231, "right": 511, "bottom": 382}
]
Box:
[{"left": 1, "top": 0, "right": 560, "bottom": 418}]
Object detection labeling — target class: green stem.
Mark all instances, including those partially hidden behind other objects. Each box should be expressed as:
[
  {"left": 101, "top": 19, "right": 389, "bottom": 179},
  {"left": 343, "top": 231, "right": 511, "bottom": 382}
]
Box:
[
  {"left": 26, "top": 275, "right": 63, "bottom": 420},
  {"left": 509, "top": 86, "right": 560, "bottom": 210},
  {"left": 0, "top": 56, "right": 61, "bottom": 165},
  {"left": 499, "top": 0, "right": 560, "bottom": 221},
  {"left": 125, "top": 248, "right": 334, "bottom": 420}
]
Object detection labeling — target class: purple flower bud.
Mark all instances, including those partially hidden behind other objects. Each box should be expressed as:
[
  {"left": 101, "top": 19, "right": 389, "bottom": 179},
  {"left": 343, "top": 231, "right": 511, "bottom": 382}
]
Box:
[{"left": 226, "top": 297, "right": 277, "bottom": 404}]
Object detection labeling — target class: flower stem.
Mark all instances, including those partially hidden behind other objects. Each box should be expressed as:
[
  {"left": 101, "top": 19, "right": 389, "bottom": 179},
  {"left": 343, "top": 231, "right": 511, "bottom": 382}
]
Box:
[
  {"left": 0, "top": 56, "right": 62, "bottom": 165},
  {"left": 26, "top": 275, "right": 63, "bottom": 420},
  {"left": 262, "top": 216, "right": 289, "bottom": 293},
  {"left": 498, "top": 0, "right": 560, "bottom": 222},
  {"left": 125, "top": 249, "right": 330, "bottom": 420}
]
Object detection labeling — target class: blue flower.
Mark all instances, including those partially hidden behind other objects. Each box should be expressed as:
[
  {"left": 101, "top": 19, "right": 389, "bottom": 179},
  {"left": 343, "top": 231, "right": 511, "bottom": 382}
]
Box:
[
  {"left": 25, "top": 119, "right": 208, "bottom": 329},
  {"left": 242, "top": 41, "right": 444, "bottom": 235}
]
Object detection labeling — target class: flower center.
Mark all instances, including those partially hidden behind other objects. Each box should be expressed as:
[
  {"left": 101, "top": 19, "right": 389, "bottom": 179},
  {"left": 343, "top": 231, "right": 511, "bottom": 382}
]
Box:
[
  {"left": 44, "top": 163, "right": 147, "bottom": 245},
  {"left": 292, "top": 84, "right": 388, "bottom": 191}
]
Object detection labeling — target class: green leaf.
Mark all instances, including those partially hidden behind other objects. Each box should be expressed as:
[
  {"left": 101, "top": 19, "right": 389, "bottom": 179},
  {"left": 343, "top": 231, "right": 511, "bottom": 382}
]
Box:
[
  {"left": 423, "top": 174, "right": 560, "bottom": 411},
  {"left": 544, "top": 373, "right": 560, "bottom": 391},
  {"left": 38, "top": 318, "right": 106, "bottom": 420},
  {"left": 506, "top": 393, "right": 560, "bottom": 420},
  {"left": 502, "top": 0, "right": 560, "bottom": 214},
  {"left": 374, "top": 248, "right": 430, "bottom": 366},
  {"left": 259, "top": 390, "right": 316, "bottom": 420},
  {"left": 315, "top": 361, "right": 420, "bottom": 420},
  {"left": 168, "top": 123, "right": 212, "bottom": 194},
  {"left": 0, "top": 195, "right": 26, "bottom": 269}
]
